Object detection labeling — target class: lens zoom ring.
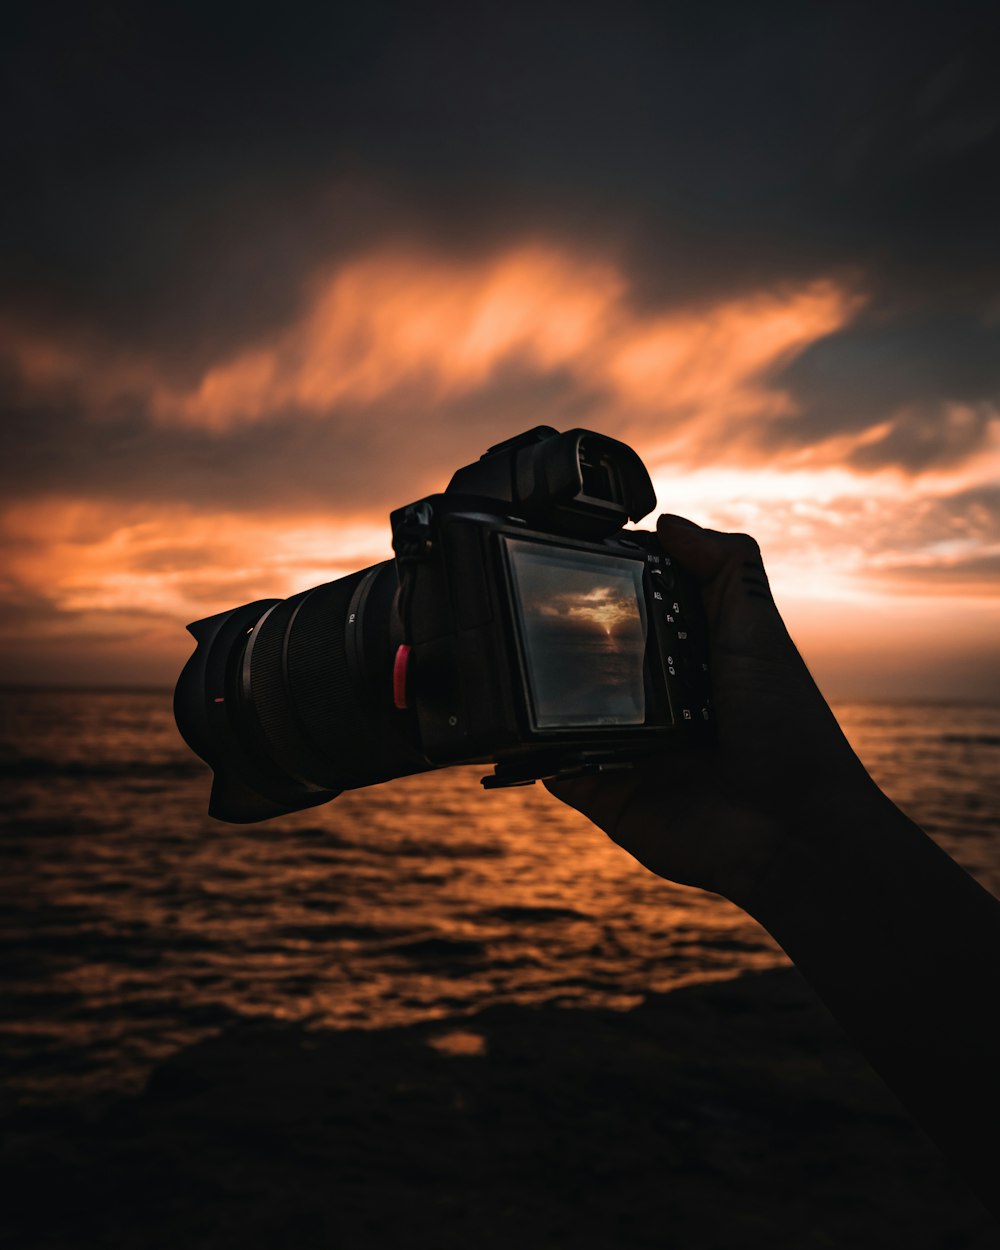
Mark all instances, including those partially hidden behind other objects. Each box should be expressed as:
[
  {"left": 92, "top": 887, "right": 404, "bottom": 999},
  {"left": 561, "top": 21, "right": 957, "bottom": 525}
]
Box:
[
  {"left": 286, "top": 570, "right": 382, "bottom": 785},
  {"left": 246, "top": 596, "right": 340, "bottom": 790}
]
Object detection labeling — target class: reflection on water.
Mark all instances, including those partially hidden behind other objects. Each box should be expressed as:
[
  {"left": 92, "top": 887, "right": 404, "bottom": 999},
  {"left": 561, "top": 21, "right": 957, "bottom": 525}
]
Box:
[{"left": 1, "top": 690, "right": 999, "bottom": 1105}]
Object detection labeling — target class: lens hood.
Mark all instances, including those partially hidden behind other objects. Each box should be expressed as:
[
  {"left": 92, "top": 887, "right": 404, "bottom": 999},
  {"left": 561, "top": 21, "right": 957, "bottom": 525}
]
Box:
[{"left": 174, "top": 599, "right": 340, "bottom": 823}]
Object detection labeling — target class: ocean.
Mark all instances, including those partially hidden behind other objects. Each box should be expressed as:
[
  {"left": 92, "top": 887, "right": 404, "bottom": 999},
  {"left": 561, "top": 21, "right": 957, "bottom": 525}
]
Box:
[{"left": 3, "top": 690, "right": 999, "bottom": 1109}]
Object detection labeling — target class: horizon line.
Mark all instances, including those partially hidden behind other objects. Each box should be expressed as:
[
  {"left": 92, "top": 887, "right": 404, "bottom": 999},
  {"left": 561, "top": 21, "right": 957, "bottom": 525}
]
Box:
[{"left": 1, "top": 683, "right": 998, "bottom": 708}]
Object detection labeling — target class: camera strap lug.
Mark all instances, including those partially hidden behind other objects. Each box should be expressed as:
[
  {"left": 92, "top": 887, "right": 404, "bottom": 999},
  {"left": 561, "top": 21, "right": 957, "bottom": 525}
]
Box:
[
  {"left": 391, "top": 500, "right": 436, "bottom": 647},
  {"left": 392, "top": 500, "right": 435, "bottom": 561}
]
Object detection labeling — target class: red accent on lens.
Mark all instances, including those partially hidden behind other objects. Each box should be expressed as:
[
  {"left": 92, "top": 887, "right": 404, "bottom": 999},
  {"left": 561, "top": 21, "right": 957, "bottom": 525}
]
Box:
[{"left": 393, "top": 644, "right": 412, "bottom": 710}]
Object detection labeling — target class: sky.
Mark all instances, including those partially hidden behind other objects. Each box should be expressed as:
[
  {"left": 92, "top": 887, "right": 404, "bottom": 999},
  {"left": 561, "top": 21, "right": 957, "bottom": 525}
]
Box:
[{"left": 2, "top": 1, "right": 999, "bottom": 699}]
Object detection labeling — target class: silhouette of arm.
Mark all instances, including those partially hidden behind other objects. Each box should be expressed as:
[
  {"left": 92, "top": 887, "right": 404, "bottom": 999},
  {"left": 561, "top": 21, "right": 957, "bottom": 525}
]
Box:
[{"left": 546, "top": 515, "right": 1000, "bottom": 1217}]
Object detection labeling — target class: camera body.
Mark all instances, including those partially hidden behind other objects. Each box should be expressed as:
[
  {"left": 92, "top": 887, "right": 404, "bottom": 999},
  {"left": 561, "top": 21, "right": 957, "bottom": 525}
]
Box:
[
  {"left": 390, "top": 426, "right": 712, "bottom": 788},
  {"left": 174, "top": 425, "right": 713, "bottom": 822}
]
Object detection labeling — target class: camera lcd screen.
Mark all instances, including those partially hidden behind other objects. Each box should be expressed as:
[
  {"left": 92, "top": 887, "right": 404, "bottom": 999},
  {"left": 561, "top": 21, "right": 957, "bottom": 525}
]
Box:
[{"left": 504, "top": 538, "right": 648, "bottom": 728}]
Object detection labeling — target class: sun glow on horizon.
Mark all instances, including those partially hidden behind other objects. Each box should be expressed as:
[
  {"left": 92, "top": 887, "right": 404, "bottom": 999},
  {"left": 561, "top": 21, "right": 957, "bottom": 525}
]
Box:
[{"left": 1, "top": 239, "right": 998, "bottom": 694}]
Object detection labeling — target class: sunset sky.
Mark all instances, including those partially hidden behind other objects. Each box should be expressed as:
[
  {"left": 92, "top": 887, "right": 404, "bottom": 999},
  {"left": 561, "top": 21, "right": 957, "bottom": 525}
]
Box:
[{"left": 2, "top": 2, "right": 998, "bottom": 698}]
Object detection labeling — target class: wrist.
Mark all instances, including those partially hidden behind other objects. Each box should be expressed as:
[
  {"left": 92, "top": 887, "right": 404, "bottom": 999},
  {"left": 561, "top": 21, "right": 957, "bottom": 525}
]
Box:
[{"left": 735, "top": 773, "right": 901, "bottom": 922}]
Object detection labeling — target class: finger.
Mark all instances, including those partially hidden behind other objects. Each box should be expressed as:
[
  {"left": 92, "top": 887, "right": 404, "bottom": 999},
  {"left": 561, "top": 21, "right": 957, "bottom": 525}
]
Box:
[
  {"left": 544, "top": 750, "right": 704, "bottom": 836},
  {"left": 657, "top": 514, "right": 765, "bottom": 586},
  {"left": 543, "top": 771, "right": 644, "bottom": 835},
  {"left": 656, "top": 515, "right": 794, "bottom": 665}
]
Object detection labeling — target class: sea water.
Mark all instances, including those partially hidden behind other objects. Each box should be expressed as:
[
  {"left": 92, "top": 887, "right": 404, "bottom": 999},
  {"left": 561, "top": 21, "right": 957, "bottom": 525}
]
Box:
[{"left": 2, "top": 690, "right": 998, "bottom": 1105}]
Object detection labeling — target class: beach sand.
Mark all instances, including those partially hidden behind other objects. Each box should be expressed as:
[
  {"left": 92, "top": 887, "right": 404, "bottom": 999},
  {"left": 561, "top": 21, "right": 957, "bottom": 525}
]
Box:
[{"left": 3, "top": 967, "right": 995, "bottom": 1248}]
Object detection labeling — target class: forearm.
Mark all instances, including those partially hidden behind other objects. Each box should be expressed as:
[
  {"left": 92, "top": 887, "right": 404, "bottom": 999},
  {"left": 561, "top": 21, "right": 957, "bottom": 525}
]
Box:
[{"left": 743, "top": 785, "right": 1000, "bottom": 1216}]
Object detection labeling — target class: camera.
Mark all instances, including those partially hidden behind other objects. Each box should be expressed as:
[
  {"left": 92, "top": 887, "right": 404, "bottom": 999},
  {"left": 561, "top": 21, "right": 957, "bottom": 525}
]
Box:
[{"left": 174, "top": 427, "right": 713, "bottom": 822}]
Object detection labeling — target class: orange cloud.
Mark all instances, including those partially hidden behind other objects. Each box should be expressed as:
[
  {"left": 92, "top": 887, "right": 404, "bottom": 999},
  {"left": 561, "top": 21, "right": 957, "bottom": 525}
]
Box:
[
  {"left": 153, "top": 247, "right": 858, "bottom": 438},
  {"left": 647, "top": 439, "right": 1000, "bottom": 605},
  {"left": 5, "top": 243, "right": 860, "bottom": 449},
  {"left": 0, "top": 497, "right": 390, "bottom": 637},
  {"left": 2, "top": 240, "right": 997, "bottom": 694}
]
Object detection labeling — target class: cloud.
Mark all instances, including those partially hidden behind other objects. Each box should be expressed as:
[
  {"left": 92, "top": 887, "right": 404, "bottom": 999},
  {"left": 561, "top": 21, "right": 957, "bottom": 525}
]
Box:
[
  {"left": 654, "top": 474, "right": 1000, "bottom": 599},
  {"left": 767, "top": 314, "right": 1000, "bottom": 470},
  {"left": 861, "top": 551, "right": 1000, "bottom": 595},
  {"left": 0, "top": 493, "right": 396, "bottom": 683},
  {"left": 0, "top": 497, "right": 391, "bottom": 623},
  {"left": 5, "top": 4, "right": 999, "bottom": 354},
  {"left": 3, "top": 1, "right": 999, "bottom": 690},
  {"left": 0, "top": 243, "right": 861, "bottom": 523},
  {"left": 3, "top": 245, "right": 855, "bottom": 433}
]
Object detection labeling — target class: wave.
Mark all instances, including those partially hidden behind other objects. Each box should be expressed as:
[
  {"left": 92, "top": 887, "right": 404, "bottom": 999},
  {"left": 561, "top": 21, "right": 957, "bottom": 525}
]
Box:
[
  {"left": 0, "top": 755, "right": 203, "bottom": 780},
  {"left": 275, "top": 922, "right": 405, "bottom": 943},
  {"left": 484, "top": 904, "right": 590, "bottom": 924},
  {"left": 386, "top": 935, "right": 489, "bottom": 963}
]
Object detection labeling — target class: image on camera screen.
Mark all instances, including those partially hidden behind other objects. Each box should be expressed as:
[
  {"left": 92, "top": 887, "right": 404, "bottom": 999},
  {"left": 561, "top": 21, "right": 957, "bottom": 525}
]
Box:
[{"left": 504, "top": 538, "right": 649, "bottom": 728}]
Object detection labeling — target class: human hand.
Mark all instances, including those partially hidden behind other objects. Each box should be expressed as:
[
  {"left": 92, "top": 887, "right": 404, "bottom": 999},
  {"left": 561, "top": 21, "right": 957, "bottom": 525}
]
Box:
[{"left": 545, "top": 516, "right": 878, "bottom": 909}]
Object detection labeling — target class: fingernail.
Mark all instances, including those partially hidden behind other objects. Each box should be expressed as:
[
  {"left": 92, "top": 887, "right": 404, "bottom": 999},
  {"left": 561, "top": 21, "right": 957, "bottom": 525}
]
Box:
[{"left": 657, "top": 513, "right": 701, "bottom": 530}]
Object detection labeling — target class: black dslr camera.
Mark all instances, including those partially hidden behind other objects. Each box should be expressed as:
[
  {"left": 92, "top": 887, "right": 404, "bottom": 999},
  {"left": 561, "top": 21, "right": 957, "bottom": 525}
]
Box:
[{"left": 174, "top": 427, "right": 712, "bottom": 822}]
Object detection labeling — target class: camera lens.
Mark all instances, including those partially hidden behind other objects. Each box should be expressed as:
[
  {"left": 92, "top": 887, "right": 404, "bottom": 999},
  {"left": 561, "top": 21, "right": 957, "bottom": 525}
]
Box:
[{"left": 175, "top": 560, "right": 427, "bottom": 822}]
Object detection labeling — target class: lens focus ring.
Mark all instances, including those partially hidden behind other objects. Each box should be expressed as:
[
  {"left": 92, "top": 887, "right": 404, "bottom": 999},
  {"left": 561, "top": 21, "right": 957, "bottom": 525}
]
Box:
[{"left": 243, "top": 566, "right": 388, "bottom": 791}]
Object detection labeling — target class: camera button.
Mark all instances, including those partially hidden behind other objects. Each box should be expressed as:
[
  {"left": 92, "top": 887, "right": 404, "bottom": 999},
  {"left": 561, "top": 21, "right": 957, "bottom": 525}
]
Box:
[{"left": 392, "top": 644, "right": 413, "bottom": 710}]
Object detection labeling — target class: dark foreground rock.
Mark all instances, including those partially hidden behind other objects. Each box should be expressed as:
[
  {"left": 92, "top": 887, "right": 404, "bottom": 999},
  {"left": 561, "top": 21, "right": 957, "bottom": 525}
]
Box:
[{"left": 2, "top": 968, "right": 995, "bottom": 1249}]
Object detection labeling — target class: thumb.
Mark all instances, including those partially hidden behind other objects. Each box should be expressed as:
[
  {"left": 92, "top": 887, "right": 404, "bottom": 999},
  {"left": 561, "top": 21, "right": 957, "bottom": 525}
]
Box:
[
  {"left": 657, "top": 514, "right": 796, "bottom": 664},
  {"left": 656, "top": 514, "right": 761, "bottom": 585}
]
